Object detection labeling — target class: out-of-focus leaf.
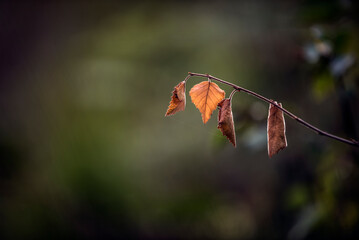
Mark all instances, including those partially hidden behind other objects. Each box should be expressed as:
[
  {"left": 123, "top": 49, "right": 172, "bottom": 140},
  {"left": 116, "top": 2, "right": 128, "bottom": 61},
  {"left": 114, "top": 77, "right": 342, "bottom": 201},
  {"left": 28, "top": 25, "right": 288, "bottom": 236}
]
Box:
[
  {"left": 312, "top": 72, "right": 334, "bottom": 101},
  {"left": 330, "top": 55, "right": 355, "bottom": 77}
]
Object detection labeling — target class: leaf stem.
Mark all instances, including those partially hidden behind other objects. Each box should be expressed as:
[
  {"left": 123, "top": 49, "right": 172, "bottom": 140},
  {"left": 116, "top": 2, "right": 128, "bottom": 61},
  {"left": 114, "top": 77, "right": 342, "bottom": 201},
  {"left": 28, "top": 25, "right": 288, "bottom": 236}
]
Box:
[
  {"left": 187, "top": 72, "right": 359, "bottom": 147},
  {"left": 229, "top": 89, "right": 238, "bottom": 101},
  {"left": 183, "top": 74, "right": 191, "bottom": 83}
]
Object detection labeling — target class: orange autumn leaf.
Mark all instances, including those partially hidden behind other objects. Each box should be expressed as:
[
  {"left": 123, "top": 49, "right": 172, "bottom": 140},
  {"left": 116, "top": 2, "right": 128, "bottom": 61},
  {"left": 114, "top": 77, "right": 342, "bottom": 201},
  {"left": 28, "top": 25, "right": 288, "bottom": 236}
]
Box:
[
  {"left": 189, "top": 81, "right": 225, "bottom": 124},
  {"left": 217, "top": 98, "right": 236, "bottom": 147},
  {"left": 165, "top": 81, "right": 186, "bottom": 116},
  {"left": 267, "top": 101, "right": 288, "bottom": 157}
]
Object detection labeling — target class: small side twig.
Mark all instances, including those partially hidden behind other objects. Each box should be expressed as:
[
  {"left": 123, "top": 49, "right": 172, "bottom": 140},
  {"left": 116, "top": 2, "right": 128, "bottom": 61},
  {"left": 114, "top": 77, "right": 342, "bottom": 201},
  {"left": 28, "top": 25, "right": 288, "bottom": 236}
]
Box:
[
  {"left": 187, "top": 72, "right": 359, "bottom": 147},
  {"left": 229, "top": 89, "right": 238, "bottom": 101}
]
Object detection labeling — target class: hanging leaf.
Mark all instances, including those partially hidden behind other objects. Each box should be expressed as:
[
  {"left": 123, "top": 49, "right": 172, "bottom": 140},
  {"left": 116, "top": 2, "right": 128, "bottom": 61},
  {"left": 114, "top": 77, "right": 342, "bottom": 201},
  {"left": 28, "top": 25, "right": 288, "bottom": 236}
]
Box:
[
  {"left": 189, "top": 81, "right": 225, "bottom": 124},
  {"left": 217, "top": 98, "right": 236, "bottom": 147},
  {"left": 165, "top": 81, "right": 186, "bottom": 116},
  {"left": 267, "top": 101, "right": 287, "bottom": 157}
]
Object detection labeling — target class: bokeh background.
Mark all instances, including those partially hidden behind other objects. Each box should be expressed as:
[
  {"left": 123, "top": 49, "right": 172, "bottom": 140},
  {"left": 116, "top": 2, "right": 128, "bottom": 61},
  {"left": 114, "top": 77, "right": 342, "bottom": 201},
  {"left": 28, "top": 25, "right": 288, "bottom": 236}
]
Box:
[{"left": 1, "top": 0, "right": 359, "bottom": 239}]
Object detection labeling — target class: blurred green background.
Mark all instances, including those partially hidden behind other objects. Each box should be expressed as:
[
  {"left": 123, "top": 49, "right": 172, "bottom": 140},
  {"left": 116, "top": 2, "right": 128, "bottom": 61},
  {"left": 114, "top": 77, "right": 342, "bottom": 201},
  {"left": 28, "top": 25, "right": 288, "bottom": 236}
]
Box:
[{"left": 1, "top": 1, "right": 359, "bottom": 239}]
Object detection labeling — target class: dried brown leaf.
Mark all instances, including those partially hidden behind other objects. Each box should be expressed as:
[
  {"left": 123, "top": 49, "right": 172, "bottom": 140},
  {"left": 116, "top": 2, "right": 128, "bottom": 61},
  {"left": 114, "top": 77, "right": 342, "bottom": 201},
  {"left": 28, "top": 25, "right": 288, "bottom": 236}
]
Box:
[
  {"left": 189, "top": 81, "right": 225, "bottom": 124},
  {"left": 267, "top": 101, "right": 287, "bottom": 157},
  {"left": 165, "top": 81, "right": 186, "bottom": 116},
  {"left": 217, "top": 98, "right": 236, "bottom": 147}
]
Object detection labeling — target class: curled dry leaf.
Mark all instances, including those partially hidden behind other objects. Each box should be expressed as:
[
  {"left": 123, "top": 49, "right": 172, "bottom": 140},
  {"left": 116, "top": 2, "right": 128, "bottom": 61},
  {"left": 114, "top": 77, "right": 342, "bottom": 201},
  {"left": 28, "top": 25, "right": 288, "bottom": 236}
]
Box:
[
  {"left": 189, "top": 81, "right": 225, "bottom": 124},
  {"left": 267, "top": 101, "right": 288, "bottom": 157},
  {"left": 165, "top": 81, "right": 186, "bottom": 116},
  {"left": 217, "top": 98, "right": 236, "bottom": 147}
]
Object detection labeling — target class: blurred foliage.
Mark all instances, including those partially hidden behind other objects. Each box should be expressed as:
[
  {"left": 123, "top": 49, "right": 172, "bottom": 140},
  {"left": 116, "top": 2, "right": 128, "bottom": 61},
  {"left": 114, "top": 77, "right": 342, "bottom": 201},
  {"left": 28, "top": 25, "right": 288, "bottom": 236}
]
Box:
[{"left": 0, "top": 0, "right": 359, "bottom": 239}]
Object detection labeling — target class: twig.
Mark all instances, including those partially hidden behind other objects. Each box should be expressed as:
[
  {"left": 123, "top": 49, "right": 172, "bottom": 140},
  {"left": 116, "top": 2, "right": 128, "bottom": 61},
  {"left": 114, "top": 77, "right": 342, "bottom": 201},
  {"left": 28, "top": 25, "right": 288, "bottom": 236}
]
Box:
[
  {"left": 229, "top": 89, "right": 238, "bottom": 101},
  {"left": 187, "top": 72, "right": 359, "bottom": 147}
]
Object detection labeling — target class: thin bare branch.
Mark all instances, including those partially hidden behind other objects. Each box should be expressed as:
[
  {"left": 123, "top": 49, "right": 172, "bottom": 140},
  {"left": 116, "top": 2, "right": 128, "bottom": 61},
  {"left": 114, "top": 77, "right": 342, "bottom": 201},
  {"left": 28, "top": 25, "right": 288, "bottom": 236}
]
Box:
[{"left": 187, "top": 72, "right": 359, "bottom": 147}]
